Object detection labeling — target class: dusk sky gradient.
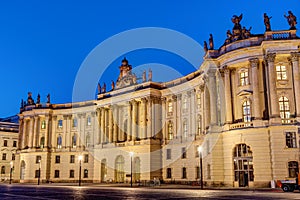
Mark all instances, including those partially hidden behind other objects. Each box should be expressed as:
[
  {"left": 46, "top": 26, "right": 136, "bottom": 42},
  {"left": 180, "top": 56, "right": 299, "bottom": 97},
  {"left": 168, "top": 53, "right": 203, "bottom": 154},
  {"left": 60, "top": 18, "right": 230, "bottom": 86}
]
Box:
[{"left": 0, "top": 0, "right": 299, "bottom": 117}]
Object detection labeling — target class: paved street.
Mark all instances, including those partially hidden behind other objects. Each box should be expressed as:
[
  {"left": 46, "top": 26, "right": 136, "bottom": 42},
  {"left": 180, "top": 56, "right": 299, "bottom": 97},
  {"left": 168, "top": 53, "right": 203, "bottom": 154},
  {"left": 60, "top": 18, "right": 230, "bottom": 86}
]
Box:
[{"left": 0, "top": 184, "right": 300, "bottom": 200}]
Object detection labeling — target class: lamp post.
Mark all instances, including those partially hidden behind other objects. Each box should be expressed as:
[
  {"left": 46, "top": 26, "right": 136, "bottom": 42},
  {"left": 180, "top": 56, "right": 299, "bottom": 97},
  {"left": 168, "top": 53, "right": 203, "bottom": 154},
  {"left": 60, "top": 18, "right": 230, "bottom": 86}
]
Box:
[
  {"left": 129, "top": 152, "right": 134, "bottom": 187},
  {"left": 38, "top": 159, "right": 41, "bottom": 185},
  {"left": 78, "top": 155, "right": 83, "bottom": 186},
  {"left": 9, "top": 161, "right": 13, "bottom": 184},
  {"left": 197, "top": 146, "right": 203, "bottom": 189}
]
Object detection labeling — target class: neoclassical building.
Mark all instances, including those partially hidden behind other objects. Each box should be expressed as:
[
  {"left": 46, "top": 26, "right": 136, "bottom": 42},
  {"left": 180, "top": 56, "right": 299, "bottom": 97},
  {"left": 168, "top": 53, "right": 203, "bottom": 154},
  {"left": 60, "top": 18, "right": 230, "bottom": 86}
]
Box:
[{"left": 16, "top": 14, "right": 300, "bottom": 188}]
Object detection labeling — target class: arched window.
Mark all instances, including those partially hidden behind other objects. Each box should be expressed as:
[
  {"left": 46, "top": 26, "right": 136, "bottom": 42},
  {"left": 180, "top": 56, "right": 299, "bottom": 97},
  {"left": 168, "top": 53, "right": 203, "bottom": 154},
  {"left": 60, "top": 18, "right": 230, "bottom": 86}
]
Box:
[
  {"left": 115, "top": 155, "right": 125, "bottom": 183},
  {"left": 288, "top": 161, "right": 299, "bottom": 178},
  {"left": 72, "top": 135, "right": 77, "bottom": 148},
  {"left": 168, "top": 121, "right": 173, "bottom": 140},
  {"left": 57, "top": 135, "right": 62, "bottom": 149},
  {"left": 1, "top": 166, "right": 5, "bottom": 174},
  {"left": 242, "top": 100, "right": 251, "bottom": 122},
  {"left": 183, "top": 120, "right": 188, "bottom": 138},
  {"left": 40, "top": 137, "right": 45, "bottom": 148},
  {"left": 279, "top": 96, "right": 290, "bottom": 123},
  {"left": 233, "top": 144, "right": 254, "bottom": 187}
]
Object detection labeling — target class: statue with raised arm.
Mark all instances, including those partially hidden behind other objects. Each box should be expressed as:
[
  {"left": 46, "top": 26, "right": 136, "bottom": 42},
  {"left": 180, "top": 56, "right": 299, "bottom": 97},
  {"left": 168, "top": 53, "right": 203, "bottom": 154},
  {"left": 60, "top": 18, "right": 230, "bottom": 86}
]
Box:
[
  {"left": 97, "top": 83, "right": 101, "bottom": 94},
  {"left": 142, "top": 70, "right": 146, "bottom": 82},
  {"left": 225, "top": 30, "right": 232, "bottom": 44},
  {"left": 284, "top": 11, "right": 297, "bottom": 30},
  {"left": 111, "top": 80, "right": 115, "bottom": 91},
  {"left": 209, "top": 34, "right": 214, "bottom": 50},
  {"left": 232, "top": 14, "right": 243, "bottom": 29},
  {"left": 203, "top": 41, "right": 208, "bottom": 53},
  {"left": 264, "top": 13, "right": 272, "bottom": 31},
  {"left": 27, "top": 92, "right": 35, "bottom": 105},
  {"left": 148, "top": 68, "right": 152, "bottom": 81},
  {"left": 102, "top": 83, "right": 106, "bottom": 93}
]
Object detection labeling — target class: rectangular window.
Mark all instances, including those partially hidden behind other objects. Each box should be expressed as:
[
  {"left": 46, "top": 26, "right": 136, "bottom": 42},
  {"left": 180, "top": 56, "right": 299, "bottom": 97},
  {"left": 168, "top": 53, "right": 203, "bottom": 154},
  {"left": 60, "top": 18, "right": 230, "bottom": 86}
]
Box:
[
  {"left": 70, "top": 155, "right": 75, "bottom": 163},
  {"left": 36, "top": 155, "right": 41, "bottom": 164},
  {"left": 182, "top": 167, "right": 187, "bottom": 179},
  {"left": 286, "top": 132, "right": 297, "bottom": 148},
  {"left": 70, "top": 170, "right": 75, "bottom": 178},
  {"left": 54, "top": 170, "right": 60, "bottom": 178},
  {"left": 182, "top": 147, "right": 186, "bottom": 159},
  {"left": 13, "top": 141, "right": 17, "bottom": 147},
  {"left": 55, "top": 155, "right": 60, "bottom": 163},
  {"left": 2, "top": 153, "right": 6, "bottom": 160},
  {"left": 41, "top": 120, "right": 46, "bottom": 129},
  {"left": 72, "top": 118, "right": 77, "bottom": 127},
  {"left": 166, "top": 168, "right": 172, "bottom": 179},
  {"left": 58, "top": 120, "right": 63, "bottom": 128},
  {"left": 197, "top": 94, "right": 201, "bottom": 110},
  {"left": 166, "top": 149, "right": 171, "bottom": 160},
  {"left": 84, "top": 154, "right": 89, "bottom": 163},
  {"left": 240, "top": 70, "right": 249, "bottom": 86},
  {"left": 3, "top": 140, "right": 7, "bottom": 147},
  {"left": 35, "top": 170, "right": 40, "bottom": 178},
  {"left": 196, "top": 166, "right": 200, "bottom": 179},
  {"left": 84, "top": 169, "right": 88, "bottom": 178},
  {"left": 183, "top": 97, "right": 188, "bottom": 110},
  {"left": 87, "top": 116, "right": 91, "bottom": 126},
  {"left": 276, "top": 65, "right": 287, "bottom": 80}
]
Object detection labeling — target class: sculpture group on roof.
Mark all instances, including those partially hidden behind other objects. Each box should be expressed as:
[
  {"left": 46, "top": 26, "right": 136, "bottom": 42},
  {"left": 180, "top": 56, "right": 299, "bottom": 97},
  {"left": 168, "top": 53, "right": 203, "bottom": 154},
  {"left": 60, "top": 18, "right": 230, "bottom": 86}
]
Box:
[
  {"left": 21, "top": 92, "right": 51, "bottom": 109},
  {"left": 203, "top": 11, "right": 297, "bottom": 53}
]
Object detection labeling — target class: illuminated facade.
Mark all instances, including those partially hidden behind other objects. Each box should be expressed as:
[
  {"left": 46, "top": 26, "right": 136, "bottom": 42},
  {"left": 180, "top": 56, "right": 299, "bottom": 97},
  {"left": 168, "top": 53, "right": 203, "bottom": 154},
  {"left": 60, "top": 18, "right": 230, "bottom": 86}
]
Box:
[{"left": 16, "top": 22, "right": 300, "bottom": 187}]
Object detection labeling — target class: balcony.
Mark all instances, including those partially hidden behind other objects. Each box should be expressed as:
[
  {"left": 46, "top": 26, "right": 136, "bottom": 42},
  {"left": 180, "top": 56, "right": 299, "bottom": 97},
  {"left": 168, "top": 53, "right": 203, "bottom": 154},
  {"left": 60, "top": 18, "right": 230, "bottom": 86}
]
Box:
[{"left": 229, "top": 122, "right": 253, "bottom": 130}]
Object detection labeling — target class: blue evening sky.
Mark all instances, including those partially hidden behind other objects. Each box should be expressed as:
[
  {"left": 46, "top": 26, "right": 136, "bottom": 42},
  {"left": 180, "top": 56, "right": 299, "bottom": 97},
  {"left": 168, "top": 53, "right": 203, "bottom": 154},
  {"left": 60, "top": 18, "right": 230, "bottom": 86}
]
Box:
[{"left": 0, "top": 0, "right": 298, "bottom": 117}]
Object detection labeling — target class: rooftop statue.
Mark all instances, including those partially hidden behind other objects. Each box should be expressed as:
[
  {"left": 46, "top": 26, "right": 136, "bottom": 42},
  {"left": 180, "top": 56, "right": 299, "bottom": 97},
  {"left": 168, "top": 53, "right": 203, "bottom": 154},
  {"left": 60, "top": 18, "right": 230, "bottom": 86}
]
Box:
[
  {"left": 225, "top": 30, "right": 233, "bottom": 44},
  {"left": 116, "top": 58, "right": 137, "bottom": 88},
  {"left": 284, "top": 11, "right": 297, "bottom": 30},
  {"left": 102, "top": 83, "right": 106, "bottom": 93},
  {"left": 148, "top": 68, "right": 152, "bottom": 81},
  {"left": 142, "top": 70, "right": 146, "bottom": 82},
  {"left": 27, "top": 92, "right": 35, "bottom": 105},
  {"left": 47, "top": 94, "right": 50, "bottom": 104},
  {"left": 36, "top": 93, "right": 41, "bottom": 104},
  {"left": 264, "top": 13, "right": 272, "bottom": 31},
  {"left": 209, "top": 34, "right": 214, "bottom": 50},
  {"left": 97, "top": 83, "right": 101, "bottom": 94},
  {"left": 203, "top": 41, "right": 208, "bottom": 53},
  {"left": 111, "top": 80, "right": 115, "bottom": 91}
]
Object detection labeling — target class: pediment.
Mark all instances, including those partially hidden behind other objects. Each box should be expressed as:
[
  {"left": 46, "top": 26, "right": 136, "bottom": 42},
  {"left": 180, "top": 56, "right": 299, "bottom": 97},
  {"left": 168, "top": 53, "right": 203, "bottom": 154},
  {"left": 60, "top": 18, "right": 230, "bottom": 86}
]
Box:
[{"left": 237, "top": 90, "right": 252, "bottom": 97}]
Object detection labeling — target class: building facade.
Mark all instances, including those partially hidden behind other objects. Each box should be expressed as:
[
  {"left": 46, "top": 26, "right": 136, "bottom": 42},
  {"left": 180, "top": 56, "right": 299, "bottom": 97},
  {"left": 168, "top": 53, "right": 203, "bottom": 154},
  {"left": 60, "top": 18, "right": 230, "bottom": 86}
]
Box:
[
  {"left": 0, "top": 119, "right": 19, "bottom": 182},
  {"left": 16, "top": 17, "right": 300, "bottom": 187}
]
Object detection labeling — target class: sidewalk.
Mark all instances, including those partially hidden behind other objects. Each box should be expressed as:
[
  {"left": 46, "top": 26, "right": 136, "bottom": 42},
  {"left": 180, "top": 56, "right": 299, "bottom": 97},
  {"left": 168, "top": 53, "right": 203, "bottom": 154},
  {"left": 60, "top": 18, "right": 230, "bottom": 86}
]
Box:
[{"left": 0, "top": 182, "right": 283, "bottom": 192}]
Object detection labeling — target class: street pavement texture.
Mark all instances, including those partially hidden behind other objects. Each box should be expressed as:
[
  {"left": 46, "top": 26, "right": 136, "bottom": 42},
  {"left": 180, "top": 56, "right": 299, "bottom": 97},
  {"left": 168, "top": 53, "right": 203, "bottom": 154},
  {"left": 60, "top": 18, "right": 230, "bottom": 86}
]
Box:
[{"left": 0, "top": 184, "right": 299, "bottom": 200}]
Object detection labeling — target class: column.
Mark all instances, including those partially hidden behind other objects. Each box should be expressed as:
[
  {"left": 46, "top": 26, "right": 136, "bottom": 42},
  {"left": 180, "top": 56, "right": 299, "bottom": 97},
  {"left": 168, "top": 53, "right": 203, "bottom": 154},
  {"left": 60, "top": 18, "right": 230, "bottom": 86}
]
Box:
[
  {"left": 127, "top": 102, "right": 132, "bottom": 142},
  {"left": 63, "top": 115, "right": 68, "bottom": 148},
  {"left": 22, "top": 119, "right": 27, "bottom": 149},
  {"left": 176, "top": 94, "right": 182, "bottom": 139},
  {"left": 108, "top": 107, "right": 113, "bottom": 143},
  {"left": 223, "top": 67, "right": 233, "bottom": 123},
  {"left": 32, "top": 116, "right": 38, "bottom": 148},
  {"left": 28, "top": 117, "right": 34, "bottom": 148},
  {"left": 266, "top": 53, "right": 279, "bottom": 117},
  {"left": 161, "top": 97, "right": 167, "bottom": 140},
  {"left": 100, "top": 108, "right": 105, "bottom": 144},
  {"left": 146, "top": 97, "right": 152, "bottom": 138},
  {"left": 113, "top": 106, "right": 118, "bottom": 142},
  {"left": 291, "top": 52, "right": 300, "bottom": 117},
  {"left": 249, "top": 58, "right": 261, "bottom": 119},
  {"left": 188, "top": 91, "right": 193, "bottom": 136},
  {"left": 96, "top": 108, "right": 101, "bottom": 144},
  {"left": 132, "top": 100, "right": 137, "bottom": 141},
  {"left": 66, "top": 115, "right": 71, "bottom": 148},
  {"left": 172, "top": 95, "right": 177, "bottom": 138},
  {"left": 51, "top": 116, "right": 57, "bottom": 148},
  {"left": 208, "top": 69, "right": 218, "bottom": 125},
  {"left": 199, "top": 85, "right": 205, "bottom": 133},
  {"left": 141, "top": 98, "right": 147, "bottom": 139},
  {"left": 44, "top": 115, "right": 49, "bottom": 148}
]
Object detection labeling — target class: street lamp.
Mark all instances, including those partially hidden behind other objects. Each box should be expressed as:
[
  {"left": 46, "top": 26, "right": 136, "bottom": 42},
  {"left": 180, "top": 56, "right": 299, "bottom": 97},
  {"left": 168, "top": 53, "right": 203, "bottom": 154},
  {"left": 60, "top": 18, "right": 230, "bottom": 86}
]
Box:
[
  {"left": 9, "top": 161, "right": 13, "bottom": 184},
  {"left": 197, "top": 146, "right": 203, "bottom": 189},
  {"left": 78, "top": 155, "right": 83, "bottom": 186},
  {"left": 38, "top": 159, "right": 41, "bottom": 185},
  {"left": 129, "top": 151, "right": 134, "bottom": 187}
]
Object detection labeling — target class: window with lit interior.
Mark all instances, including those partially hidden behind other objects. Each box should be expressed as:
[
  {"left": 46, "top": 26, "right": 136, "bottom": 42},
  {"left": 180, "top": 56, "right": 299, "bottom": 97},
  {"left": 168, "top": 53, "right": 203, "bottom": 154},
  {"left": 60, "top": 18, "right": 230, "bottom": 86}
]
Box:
[
  {"left": 279, "top": 96, "right": 290, "bottom": 123},
  {"left": 276, "top": 65, "right": 287, "bottom": 80}
]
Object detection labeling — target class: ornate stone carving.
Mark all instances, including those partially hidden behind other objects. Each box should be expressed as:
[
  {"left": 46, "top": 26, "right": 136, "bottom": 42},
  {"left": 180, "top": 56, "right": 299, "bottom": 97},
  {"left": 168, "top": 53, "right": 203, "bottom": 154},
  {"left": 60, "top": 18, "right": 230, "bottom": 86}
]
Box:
[
  {"left": 284, "top": 11, "right": 297, "bottom": 30},
  {"left": 209, "top": 34, "right": 214, "bottom": 50},
  {"left": 249, "top": 58, "right": 259, "bottom": 68},
  {"left": 264, "top": 13, "right": 272, "bottom": 31},
  {"left": 265, "top": 53, "right": 276, "bottom": 62},
  {"left": 116, "top": 58, "right": 137, "bottom": 89},
  {"left": 291, "top": 52, "right": 299, "bottom": 62}
]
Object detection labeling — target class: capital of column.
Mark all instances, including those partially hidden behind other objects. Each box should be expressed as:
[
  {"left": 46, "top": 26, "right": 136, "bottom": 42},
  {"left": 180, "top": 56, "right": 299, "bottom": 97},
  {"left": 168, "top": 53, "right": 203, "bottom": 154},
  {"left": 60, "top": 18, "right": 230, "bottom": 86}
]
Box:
[
  {"left": 141, "top": 97, "right": 147, "bottom": 103},
  {"left": 172, "top": 95, "right": 177, "bottom": 101},
  {"left": 249, "top": 58, "right": 259, "bottom": 68},
  {"left": 291, "top": 52, "right": 299, "bottom": 62},
  {"left": 177, "top": 94, "right": 182, "bottom": 100},
  {"left": 130, "top": 99, "right": 137, "bottom": 105},
  {"left": 265, "top": 53, "right": 276, "bottom": 63},
  {"left": 199, "top": 84, "right": 205, "bottom": 92},
  {"left": 161, "top": 97, "right": 166, "bottom": 103}
]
